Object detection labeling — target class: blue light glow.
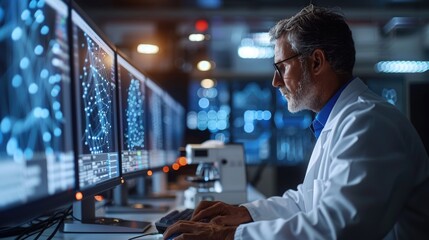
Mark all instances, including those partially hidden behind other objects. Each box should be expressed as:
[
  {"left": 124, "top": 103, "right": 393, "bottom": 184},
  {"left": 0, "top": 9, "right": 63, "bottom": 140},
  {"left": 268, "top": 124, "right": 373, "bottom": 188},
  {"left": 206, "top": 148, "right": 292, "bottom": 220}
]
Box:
[
  {"left": 20, "top": 57, "right": 30, "bottom": 69},
  {"left": 12, "top": 75, "right": 23, "bottom": 88},
  {"left": 40, "top": 25, "right": 49, "bottom": 35},
  {"left": 34, "top": 45, "right": 44, "bottom": 55},
  {"left": 375, "top": 61, "right": 429, "bottom": 73},
  {"left": 11, "top": 27, "right": 23, "bottom": 41}
]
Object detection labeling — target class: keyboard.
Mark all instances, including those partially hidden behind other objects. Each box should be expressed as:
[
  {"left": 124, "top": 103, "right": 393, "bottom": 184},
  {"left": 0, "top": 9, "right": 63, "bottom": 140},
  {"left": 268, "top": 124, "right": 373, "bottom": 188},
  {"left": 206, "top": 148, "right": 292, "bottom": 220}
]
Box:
[{"left": 155, "top": 208, "right": 194, "bottom": 233}]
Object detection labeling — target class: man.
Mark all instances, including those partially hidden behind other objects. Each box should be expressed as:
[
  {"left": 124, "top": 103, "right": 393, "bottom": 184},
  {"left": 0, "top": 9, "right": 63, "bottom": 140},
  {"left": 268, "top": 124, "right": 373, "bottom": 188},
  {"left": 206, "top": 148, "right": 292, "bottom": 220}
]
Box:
[{"left": 164, "top": 4, "right": 429, "bottom": 240}]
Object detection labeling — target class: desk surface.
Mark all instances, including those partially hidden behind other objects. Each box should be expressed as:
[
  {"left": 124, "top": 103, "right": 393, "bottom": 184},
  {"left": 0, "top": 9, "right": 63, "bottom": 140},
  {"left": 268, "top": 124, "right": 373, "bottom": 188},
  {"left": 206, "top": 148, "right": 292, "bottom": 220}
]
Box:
[
  {"left": 1, "top": 197, "right": 177, "bottom": 240},
  {"left": 2, "top": 185, "right": 265, "bottom": 239}
]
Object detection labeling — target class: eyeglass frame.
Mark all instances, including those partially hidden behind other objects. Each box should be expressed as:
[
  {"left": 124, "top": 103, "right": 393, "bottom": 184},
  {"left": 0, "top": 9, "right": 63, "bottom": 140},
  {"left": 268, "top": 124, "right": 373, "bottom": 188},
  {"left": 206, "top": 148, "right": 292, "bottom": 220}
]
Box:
[{"left": 273, "top": 53, "right": 301, "bottom": 79}]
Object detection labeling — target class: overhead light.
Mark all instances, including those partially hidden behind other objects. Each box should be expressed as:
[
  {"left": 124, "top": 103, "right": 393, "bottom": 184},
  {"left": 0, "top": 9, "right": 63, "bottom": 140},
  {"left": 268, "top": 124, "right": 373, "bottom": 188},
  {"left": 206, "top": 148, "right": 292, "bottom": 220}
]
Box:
[
  {"left": 375, "top": 61, "right": 429, "bottom": 73},
  {"left": 137, "top": 44, "right": 159, "bottom": 54},
  {"left": 238, "top": 34, "right": 274, "bottom": 59},
  {"left": 189, "top": 33, "right": 205, "bottom": 42},
  {"left": 200, "top": 78, "right": 215, "bottom": 88},
  {"left": 197, "top": 60, "right": 213, "bottom": 71}
]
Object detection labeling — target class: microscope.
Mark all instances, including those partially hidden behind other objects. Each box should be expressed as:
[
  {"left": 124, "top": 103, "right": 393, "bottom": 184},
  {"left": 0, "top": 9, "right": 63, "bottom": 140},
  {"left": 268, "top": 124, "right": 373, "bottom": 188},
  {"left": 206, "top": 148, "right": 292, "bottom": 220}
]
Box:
[{"left": 183, "top": 142, "right": 247, "bottom": 209}]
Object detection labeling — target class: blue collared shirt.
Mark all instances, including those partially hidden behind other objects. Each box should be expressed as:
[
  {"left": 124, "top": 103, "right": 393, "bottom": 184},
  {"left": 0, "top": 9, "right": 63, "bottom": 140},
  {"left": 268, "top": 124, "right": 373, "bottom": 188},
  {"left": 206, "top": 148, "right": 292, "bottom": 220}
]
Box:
[{"left": 311, "top": 79, "right": 353, "bottom": 139}]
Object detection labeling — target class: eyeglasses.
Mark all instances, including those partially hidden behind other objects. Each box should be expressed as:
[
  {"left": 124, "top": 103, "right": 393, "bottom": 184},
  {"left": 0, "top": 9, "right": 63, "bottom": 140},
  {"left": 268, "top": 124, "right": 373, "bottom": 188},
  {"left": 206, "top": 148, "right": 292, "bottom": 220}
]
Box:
[{"left": 273, "top": 53, "right": 301, "bottom": 79}]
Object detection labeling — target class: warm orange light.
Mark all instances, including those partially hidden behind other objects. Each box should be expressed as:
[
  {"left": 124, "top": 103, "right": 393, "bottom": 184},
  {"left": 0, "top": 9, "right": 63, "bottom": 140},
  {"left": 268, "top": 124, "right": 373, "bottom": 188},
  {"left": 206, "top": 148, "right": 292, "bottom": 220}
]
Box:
[
  {"left": 94, "top": 195, "right": 104, "bottom": 202},
  {"left": 178, "top": 157, "right": 187, "bottom": 166},
  {"left": 147, "top": 170, "right": 153, "bottom": 176},
  {"left": 121, "top": 177, "right": 125, "bottom": 184},
  {"left": 75, "top": 192, "right": 83, "bottom": 201},
  {"left": 163, "top": 166, "right": 170, "bottom": 173},
  {"left": 172, "top": 163, "right": 180, "bottom": 170}
]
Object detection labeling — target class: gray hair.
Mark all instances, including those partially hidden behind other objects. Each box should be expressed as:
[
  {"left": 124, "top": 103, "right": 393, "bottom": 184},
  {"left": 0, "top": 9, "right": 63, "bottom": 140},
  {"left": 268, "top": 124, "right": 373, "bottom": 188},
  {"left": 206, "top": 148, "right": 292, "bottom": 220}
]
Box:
[{"left": 269, "top": 4, "right": 355, "bottom": 76}]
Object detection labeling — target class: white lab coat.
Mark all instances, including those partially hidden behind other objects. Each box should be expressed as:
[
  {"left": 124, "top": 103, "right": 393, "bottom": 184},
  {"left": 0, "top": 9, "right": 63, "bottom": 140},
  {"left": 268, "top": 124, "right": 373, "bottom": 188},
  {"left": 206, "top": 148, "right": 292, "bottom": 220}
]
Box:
[{"left": 235, "top": 78, "right": 429, "bottom": 240}]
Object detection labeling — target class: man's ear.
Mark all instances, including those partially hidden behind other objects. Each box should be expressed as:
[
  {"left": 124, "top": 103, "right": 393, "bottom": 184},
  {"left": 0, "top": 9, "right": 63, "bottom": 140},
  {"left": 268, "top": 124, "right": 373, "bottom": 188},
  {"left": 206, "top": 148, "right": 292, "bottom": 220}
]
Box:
[{"left": 311, "top": 49, "right": 326, "bottom": 75}]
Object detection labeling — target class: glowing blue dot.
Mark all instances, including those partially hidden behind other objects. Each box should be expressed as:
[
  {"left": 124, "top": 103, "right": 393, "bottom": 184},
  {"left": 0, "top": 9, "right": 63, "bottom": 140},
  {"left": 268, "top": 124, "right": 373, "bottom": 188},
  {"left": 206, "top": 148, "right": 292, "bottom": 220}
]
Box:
[
  {"left": 51, "top": 86, "right": 60, "bottom": 97},
  {"left": 34, "top": 45, "right": 44, "bottom": 55},
  {"left": 54, "top": 128, "right": 62, "bottom": 137},
  {"left": 244, "top": 123, "right": 255, "bottom": 133},
  {"left": 11, "top": 27, "right": 23, "bottom": 41},
  {"left": 21, "top": 9, "right": 31, "bottom": 20},
  {"left": 6, "top": 138, "right": 18, "bottom": 156},
  {"left": 208, "top": 120, "right": 217, "bottom": 131},
  {"left": 37, "top": 0, "right": 45, "bottom": 8},
  {"left": 217, "top": 120, "right": 227, "bottom": 130},
  {"left": 198, "top": 98, "right": 210, "bottom": 108},
  {"left": 36, "top": 13, "right": 44, "bottom": 23},
  {"left": 20, "top": 57, "right": 30, "bottom": 69},
  {"left": 29, "top": 0, "right": 37, "bottom": 8},
  {"left": 49, "top": 76, "right": 56, "bottom": 84},
  {"left": 55, "top": 74, "right": 62, "bottom": 82},
  {"left": 41, "top": 109, "right": 49, "bottom": 118},
  {"left": 55, "top": 111, "right": 63, "bottom": 120},
  {"left": 40, "top": 69, "right": 49, "bottom": 79},
  {"left": 263, "top": 110, "right": 272, "bottom": 120},
  {"left": 43, "top": 132, "right": 52, "bottom": 142},
  {"left": 34, "top": 9, "right": 45, "bottom": 20},
  {"left": 1, "top": 117, "right": 12, "bottom": 133},
  {"left": 12, "top": 75, "right": 23, "bottom": 88},
  {"left": 33, "top": 107, "right": 43, "bottom": 118},
  {"left": 24, "top": 148, "right": 34, "bottom": 159},
  {"left": 53, "top": 101, "right": 61, "bottom": 110},
  {"left": 28, "top": 83, "right": 38, "bottom": 94},
  {"left": 40, "top": 25, "right": 49, "bottom": 35}
]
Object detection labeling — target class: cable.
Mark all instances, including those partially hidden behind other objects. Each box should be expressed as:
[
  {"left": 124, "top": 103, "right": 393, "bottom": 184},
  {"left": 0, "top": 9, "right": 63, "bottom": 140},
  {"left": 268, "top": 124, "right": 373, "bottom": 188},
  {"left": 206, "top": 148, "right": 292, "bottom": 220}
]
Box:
[
  {"left": 1, "top": 205, "right": 73, "bottom": 240},
  {"left": 46, "top": 206, "right": 72, "bottom": 240}
]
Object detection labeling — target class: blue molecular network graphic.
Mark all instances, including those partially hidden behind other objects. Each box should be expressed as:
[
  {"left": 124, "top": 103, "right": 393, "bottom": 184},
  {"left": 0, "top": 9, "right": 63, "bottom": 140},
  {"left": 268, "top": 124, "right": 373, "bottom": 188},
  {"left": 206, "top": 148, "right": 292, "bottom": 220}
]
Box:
[
  {"left": 124, "top": 78, "right": 145, "bottom": 150},
  {"left": 0, "top": 0, "right": 72, "bottom": 160},
  {"left": 75, "top": 28, "right": 116, "bottom": 155}
]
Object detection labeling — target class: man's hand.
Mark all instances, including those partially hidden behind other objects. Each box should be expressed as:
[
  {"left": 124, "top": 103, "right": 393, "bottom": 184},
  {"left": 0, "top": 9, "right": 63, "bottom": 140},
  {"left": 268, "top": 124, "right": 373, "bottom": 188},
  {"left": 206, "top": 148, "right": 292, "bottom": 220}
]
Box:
[
  {"left": 163, "top": 220, "right": 237, "bottom": 240},
  {"left": 191, "top": 201, "right": 253, "bottom": 226}
]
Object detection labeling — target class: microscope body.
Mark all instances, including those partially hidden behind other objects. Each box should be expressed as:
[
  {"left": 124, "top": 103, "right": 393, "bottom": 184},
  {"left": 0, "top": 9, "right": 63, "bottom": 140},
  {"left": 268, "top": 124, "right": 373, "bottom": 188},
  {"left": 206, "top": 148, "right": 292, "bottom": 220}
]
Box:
[{"left": 183, "top": 143, "right": 247, "bottom": 209}]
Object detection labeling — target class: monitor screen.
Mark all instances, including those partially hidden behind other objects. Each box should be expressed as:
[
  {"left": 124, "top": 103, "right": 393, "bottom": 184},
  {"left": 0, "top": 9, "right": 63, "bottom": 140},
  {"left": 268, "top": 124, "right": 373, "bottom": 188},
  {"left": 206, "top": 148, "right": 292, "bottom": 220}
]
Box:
[
  {"left": 146, "top": 79, "right": 165, "bottom": 169},
  {"left": 274, "top": 89, "right": 314, "bottom": 165},
  {"left": 0, "top": 0, "right": 75, "bottom": 226},
  {"left": 231, "top": 81, "right": 274, "bottom": 164},
  {"left": 117, "top": 54, "right": 149, "bottom": 177},
  {"left": 162, "top": 93, "right": 181, "bottom": 165},
  {"left": 365, "top": 78, "right": 406, "bottom": 114},
  {"left": 71, "top": 8, "right": 119, "bottom": 192}
]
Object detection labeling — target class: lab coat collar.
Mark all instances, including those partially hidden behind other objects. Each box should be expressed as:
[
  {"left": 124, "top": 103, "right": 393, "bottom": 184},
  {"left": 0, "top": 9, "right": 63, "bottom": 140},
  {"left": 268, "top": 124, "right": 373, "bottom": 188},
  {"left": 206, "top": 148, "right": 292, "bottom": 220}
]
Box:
[{"left": 320, "top": 77, "right": 368, "bottom": 133}]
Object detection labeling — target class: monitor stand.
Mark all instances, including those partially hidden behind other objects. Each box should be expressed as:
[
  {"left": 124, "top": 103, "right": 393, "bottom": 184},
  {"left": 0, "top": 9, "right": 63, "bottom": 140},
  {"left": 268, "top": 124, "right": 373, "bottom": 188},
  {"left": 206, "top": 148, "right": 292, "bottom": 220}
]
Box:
[
  {"left": 62, "top": 196, "right": 151, "bottom": 233},
  {"left": 105, "top": 178, "right": 169, "bottom": 214}
]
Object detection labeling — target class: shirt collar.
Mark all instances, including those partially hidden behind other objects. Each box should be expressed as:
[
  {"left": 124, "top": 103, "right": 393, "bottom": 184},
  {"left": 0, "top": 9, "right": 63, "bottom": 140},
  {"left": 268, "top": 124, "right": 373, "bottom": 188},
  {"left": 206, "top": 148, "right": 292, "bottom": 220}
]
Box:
[{"left": 311, "top": 78, "right": 353, "bottom": 139}]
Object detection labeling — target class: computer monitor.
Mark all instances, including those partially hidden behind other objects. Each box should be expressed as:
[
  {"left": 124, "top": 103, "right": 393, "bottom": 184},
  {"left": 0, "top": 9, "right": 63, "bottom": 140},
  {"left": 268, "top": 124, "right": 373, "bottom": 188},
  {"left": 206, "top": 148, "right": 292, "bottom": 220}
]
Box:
[
  {"left": 274, "top": 89, "right": 314, "bottom": 166},
  {"left": 162, "top": 93, "right": 179, "bottom": 166},
  {"left": 146, "top": 79, "right": 166, "bottom": 169},
  {"left": 117, "top": 52, "right": 150, "bottom": 178},
  {"left": 0, "top": 0, "right": 75, "bottom": 227},
  {"left": 230, "top": 81, "right": 274, "bottom": 164},
  {"left": 62, "top": 2, "right": 149, "bottom": 232},
  {"left": 104, "top": 51, "right": 168, "bottom": 213}
]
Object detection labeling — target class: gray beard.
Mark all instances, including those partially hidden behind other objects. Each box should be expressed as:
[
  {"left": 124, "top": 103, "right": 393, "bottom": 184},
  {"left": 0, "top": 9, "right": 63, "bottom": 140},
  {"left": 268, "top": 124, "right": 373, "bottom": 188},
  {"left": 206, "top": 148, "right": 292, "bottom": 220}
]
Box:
[{"left": 287, "top": 66, "right": 313, "bottom": 113}]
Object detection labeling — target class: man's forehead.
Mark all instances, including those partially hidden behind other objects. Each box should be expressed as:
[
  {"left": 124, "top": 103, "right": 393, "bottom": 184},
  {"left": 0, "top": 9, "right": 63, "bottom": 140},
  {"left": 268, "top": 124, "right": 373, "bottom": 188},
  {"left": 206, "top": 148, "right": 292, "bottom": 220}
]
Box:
[{"left": 275, "top": 38, "right": 293, "bottom": 54}]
